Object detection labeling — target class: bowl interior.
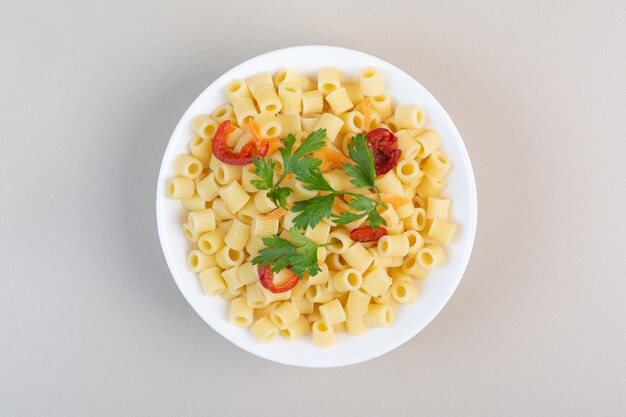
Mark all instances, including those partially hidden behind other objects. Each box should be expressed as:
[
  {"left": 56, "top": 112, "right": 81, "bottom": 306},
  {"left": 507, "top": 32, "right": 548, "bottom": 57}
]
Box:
[{"left": 156, "top": 45, "right": 477, "bottom": 367}]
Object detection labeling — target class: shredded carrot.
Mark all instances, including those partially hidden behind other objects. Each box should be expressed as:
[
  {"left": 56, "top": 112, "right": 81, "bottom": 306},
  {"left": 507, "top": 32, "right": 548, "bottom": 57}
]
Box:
[
  {"left": 246, "top": 121, "right": 262, "bottom": 143},
  {"left": 246, "top": 122, "right": 280, "bottom": 156},
  {"left": 265, "top": 138, "right": 280, "bottom": 155},
  {"left": 333, "top": 198, "right": 350, "bottom": 213},
  {"left": 362, "top": 96, "right": 372, "bottom": 131},
  {"left": 261, "top": 203, "right": 295, "bottom": 220},
  {"left": 313, "top": 147, "right": 351, "bottom": 171},
  {"left": 369, "top": 193, "right": 411, "bottom": 206},
  {"left": 262, "top": 208, "right": 288, "bottom": 219}
]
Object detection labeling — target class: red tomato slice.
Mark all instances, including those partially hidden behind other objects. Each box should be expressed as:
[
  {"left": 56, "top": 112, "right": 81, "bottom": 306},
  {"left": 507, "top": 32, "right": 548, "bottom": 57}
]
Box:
[
  {"left": 349, "top": 226, "right": 388, "bottom": 242},
  {"left": 257, "top": 265, "right": 300, "bottom": 293},
  {"left": 366, "top": 128, "right": 402, "bottom": 175},
  {"left": 212, "top": 120, "right": 269, "bottom": 165}
]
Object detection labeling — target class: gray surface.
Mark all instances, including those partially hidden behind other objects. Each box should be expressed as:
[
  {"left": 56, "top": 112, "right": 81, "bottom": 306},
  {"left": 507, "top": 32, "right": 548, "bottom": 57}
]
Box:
[{"left": 1, "top": 0, "right": 625, "bottom": 416}]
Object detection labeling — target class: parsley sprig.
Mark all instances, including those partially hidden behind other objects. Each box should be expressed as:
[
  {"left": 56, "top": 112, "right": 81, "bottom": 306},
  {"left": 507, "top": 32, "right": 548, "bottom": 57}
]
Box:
[
  {"left": 292, "top": 134, "right": 387, "bottom": 229},
  {"left": 252, "top": 131, "right": 387, "bottom": 230},
  {"left": 251, "top": 130, "right": 327, "bottom": 209},
  {"left": 251, "top": 227, "right": 337, "bottom": 278}
]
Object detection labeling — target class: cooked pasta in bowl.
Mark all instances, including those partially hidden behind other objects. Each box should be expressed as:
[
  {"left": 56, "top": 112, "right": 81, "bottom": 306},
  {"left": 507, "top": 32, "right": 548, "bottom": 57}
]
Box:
[{"left": 156, "top": 45, "right": 477, "bottom": 367}]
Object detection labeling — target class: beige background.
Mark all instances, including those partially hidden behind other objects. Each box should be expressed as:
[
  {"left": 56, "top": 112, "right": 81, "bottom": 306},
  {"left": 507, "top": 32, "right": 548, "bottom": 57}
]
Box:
[{"left": 1, "top": 0, "right": 625, "bottom": 416}]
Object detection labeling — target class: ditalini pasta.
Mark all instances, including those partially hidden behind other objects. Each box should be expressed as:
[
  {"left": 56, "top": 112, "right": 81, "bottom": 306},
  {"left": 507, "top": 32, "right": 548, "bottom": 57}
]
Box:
[{"left": 167, "top": 67, "right": 458, "bottom": 348}]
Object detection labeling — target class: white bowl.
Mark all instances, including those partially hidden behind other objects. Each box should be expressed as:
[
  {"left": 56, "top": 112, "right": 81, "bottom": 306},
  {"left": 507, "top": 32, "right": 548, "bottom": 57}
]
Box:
[{"left": 156, "top": 45, "right": 477, "bottom": 367}]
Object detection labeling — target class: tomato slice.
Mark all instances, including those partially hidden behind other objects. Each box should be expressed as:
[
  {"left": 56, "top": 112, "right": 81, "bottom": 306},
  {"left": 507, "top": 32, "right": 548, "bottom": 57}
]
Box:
[
  {"left": 257, "top": 265, "right": 300, "bottom": 293},
  {"left": 349, "top": 226, "right": 388, "bottom": 242},
  {"left": 212, "top": 120, "right": 269, "bottom": 165},
  {"left": 366, "top": 128, "right": 402, "bottom": 175}
]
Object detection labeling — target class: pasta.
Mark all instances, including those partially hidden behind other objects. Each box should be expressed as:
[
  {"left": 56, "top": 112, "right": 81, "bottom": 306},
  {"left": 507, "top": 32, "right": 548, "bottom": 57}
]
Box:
[
  {"left": 278, "top": 84, "right": 302, "bottom": 114},
  {"left": 358, "top": 67, "right": 384, "bottom": 96},
  {"left": 211, "top": 104, "right": 235, "bottom": 124},
  {"left": 363, "top": 304, "right": 394, "bottom": 327},
  {"left": 273, "top": 68, "right": 307, "bottom": 89},
  {"left": 301, "top": 90, "right": 324, "bottom": 115},
  {"left": 341, "top": 243, "right": 375, "bottom": 273},
  {"left": 198, "top": 267, "right": 226, "bottom": 296},
  {"left": 281, "top": 316, "right": 310, "bottom": 339},
  {"left": 276, "top": 113, "right": 301, "bottom": 136},
  {"left": 301, "top": 114, "right": 320, "bottom": 132},
  {"left": 319, "top": 299, "right": 346, "bottom": 326},
  {"left": 427, "top": 219, "right": 457, "bottom": 244},
  {"left": 254, "top": 86, "right": 282, "bottom": 113},
  {"left": 312, "top": 320, "right": 334, "bottom": 348},
  {"left": 224, "top": 219, "right": 251, "bottom": 250},
  {"left": 188, "top": 209, "right": 216, "bottom": 234},
  {"left": 224, "top": 79, "right": 251, "bottom": 104},
  {"left": 233, "top": 97, "right": 258, "bottom": 126},
  {"left": 422, "top": 151, "right": 451, "bottom": 180},
  {"left": 196, "top": 173, "right": 220, "bottom": 202},
  {"left": 362, "top": 267, "right": 392, "bottom": 297},
  {"left": 254, "top": 112, "right": 281, "bottom": 139},
  {"left": 246, "top": 71, "right": 274, "bottom": 96},
  {"left": 416, "top": 175, "right": 446, "bottom": 198},
  {"left": 191, "top": 115, "right": 219, "bottom": 140},
  {"left": 346, "top": 289, "right": 372, "bottom": 315},
  {"left": 251, "top": 215, "right": 279, "bottom": 238},
  {"left": 395, "top": 105, "right": 427, "bottom": 129},
  {"left": 390, "top": 282, "right": 419, "bottom": 304},
  {"left": 313, "top": 113, "right": 344, "bottom": 141},
  {"left": 218, "top": 181, "right": 250, "bottom": 213},
  {"left": 216, "top": 246, "right": 244, "bottom": 269},
  {"left": 229, "top": 297, "right": 254, "bottom": 327},
  {"left": 167, "top": 177, "right": 195, "bottom": 199},
  {"left": 220, "top": 286, "right": 244, "bottom": 302},
  {"left": 426, "top": 197, "right": 451, "bottom": 220},
  {"left": 181, "top": 194, "right": 206, "bottom": 211},
  {"left": 187, "top": 250, "right": 216, "bottom": 272},
  {"left": 174, "top": 154, "right": 203, "bottom": 179},
  {"left": 304, "top": 221, "right": 331, "bottom": 244},
  {"left": 346, "top": 314, "right": 368, "bottom": 336},
  {"left": 250, "top": 317, "right": 279, "bottom": 343},
  {"left": 333, "top": 268, "right": 362, "bottom": 292},
  {"left": 168, "top": 67, "right": 458, "bottom": 348},
  {"left": 189, "top": 136, "right": 212, "bottom": 165},
  {"left": 197, "top": 228, "right": 226, "bottom": 254},
  {"left": 416, "top": 244, "right": 446, "bottom": 269},
  {"left": 370, "top": 93, "right": 392, "bottom": 120},
  {"left": 270, "top": 302, "right": 301, "bottom": 330},
  {"left": 395, "top": 130, "right": 421, "bottom": 161},
  {"left": 318, "top": 66, "right": 341, "bottom": 96},
  {"left": 325, "top": 87, "right": 354, "bottom": 114},
  {"left": 378, "top": 234, "right": 410, "bottom": 258},
  {"left": 340, "top": 111, "right": 364, "bottom": 133},
  {"left": 416, "top": 130, "right": 441, "bottom": 158}
]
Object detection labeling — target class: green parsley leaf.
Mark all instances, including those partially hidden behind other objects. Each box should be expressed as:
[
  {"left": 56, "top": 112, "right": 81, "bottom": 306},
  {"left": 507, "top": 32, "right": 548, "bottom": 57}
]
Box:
[
  {"left": 279, "top": 134, "right": 297, "bottom": 170},
  {"left": 288, "top": 227, "right": 309, "bottom": 246},
  {"left": 289, "top": 129, "right": 327, "bottom": 167},
  {"left": 252, "top": 235, "right": 296, "bottom": 272},
  {"left": 332, "top": 194, "right": 387, "bottom": 228},
  {"left": 332, "top": 210, "right": 364, "bottom": 226},
  {"left": 296, "top": 168, "right": 334, "bottom": 192},
  {"left": 364, "top": 206, "right": 386, "bottom": 229},
  {"left": 252, "top": 130, "right": 327, "bottom": 210},
  {"left": 344, "top": 134, "right": 376, "bottom": 190},
  {"left": 252, "top": 227, "right": 326, "bottom": 278},
  {"left": 267, "top": 187, "right": 292, "bottom": 208},
  {"left": 250, "top": 157, "right": 275, "bottom": 191},
  {"left": 291, "top": 194, "right": 336, "bottom": 229},
  {"left": 292, "top": 156, "right": 323, "bottom": 182}
]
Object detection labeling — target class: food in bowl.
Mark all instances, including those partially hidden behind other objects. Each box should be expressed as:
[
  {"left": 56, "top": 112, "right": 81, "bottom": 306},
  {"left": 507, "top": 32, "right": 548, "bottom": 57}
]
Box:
[{"left": 166, "top": 66, "right": 457, "bottom": 348}]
